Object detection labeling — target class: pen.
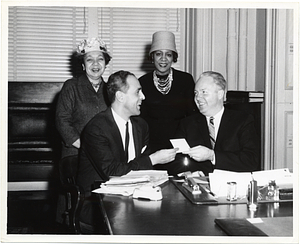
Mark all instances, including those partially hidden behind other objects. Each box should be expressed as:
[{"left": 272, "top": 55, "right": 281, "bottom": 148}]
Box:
[
  {"left": 201, "top": 185, "right": 216, "bottom": 197},
  {"left": 208, "top": 190, "right": 216, "bottom": 197}
]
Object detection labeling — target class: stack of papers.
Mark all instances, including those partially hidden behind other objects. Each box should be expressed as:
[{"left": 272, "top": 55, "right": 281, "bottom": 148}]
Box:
[
  {"left": 209, "top": 168, "right": 293, "bottom": 198},
  {"left": 92, "top": 170, "right": 169, "bottom": 196},
  {"left": 252, "top": 168, "right": 293, "bottom": 188}
]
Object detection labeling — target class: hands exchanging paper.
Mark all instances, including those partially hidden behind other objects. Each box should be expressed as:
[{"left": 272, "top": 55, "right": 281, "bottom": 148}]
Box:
[
  {"left": 150, "top": 148, "right": 179, "bottom": 165},
  {"left": 170, "top": 138, "right": 214, "bottom": 163},
  {"left": 150, "top": 138, "right": 215, "bottom": 167},
  {"left": 182, "top": 145, "right": 215, "bottom": 162}
]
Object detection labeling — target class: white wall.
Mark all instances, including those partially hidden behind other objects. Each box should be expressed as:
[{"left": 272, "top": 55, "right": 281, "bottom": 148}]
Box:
[
  {"left": 265, "top": 9, "right": 294, "bottom": 170},
  {"left": 183, "top": 9, "right": 264, "bottom": 91}
]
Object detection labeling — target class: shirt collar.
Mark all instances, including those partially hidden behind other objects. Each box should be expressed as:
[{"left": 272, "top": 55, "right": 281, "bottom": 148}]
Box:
[
  {"left": 206, "top": 107, "right": 224, "bottom": 122},
  {"left": 111, "top": 108, "right": 129, "bottom": 128},
  {"left": 213, "top": 107, "right": 224, "bottom": 120}
]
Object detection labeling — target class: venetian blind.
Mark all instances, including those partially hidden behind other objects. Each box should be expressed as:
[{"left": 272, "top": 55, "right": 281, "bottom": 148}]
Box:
[
  {"left": 8, "top": 7, "right": 181, "bottom": 82},
  {"left": 98, "top": 7, "right": 181, "bottom": 80},
  {"left": 8, "top": 6, "right": 87, "bottom": 82}
]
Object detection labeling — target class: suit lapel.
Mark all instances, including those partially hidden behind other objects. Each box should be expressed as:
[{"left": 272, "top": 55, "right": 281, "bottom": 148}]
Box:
[
  {"left": 105, "top": 108, "right": 126, "bottom": 159},
  {"left": 79, "top": 74, "right": 94, "bottom": 92},
  {"left": 81, "top": 73, "right": 105, "bottom": 92},
  {"left": 215, "top": 109, "right": 230, "bottom": 147},
  {"left": 196, "top": 114, "right": 212, "bottom": 148}
]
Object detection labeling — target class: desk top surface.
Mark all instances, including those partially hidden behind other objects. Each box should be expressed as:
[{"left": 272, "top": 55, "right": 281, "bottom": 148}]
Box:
[{"left": 99, "top": 181, "right": 293, "bottom": 236}]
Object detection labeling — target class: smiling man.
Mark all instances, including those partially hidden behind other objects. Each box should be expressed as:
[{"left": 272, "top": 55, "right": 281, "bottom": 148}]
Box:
[
  {"left": 76, "top": 71, "right": 178, "bottom": 232},
  {"left": 77, "top": 70, "right": 177, "bottom": 191},
  {"left": 172, "top": 71, "right": 260, "bottom": 175}
]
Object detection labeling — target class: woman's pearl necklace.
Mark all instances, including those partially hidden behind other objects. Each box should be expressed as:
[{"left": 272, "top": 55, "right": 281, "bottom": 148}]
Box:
[{"left": 153, "top": 69, "right": 173, "bottom": 95}]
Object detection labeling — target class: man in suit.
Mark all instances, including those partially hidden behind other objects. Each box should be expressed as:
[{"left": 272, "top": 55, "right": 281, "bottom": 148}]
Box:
[
  {"left": 168, "top": 71, "right": 259, "bottom": 176},
  {"left": 76, "top": 70, "right": 178, "bottom": 233},
  {"left": 77, "top": 70, "right": 177, "bottom": 194}
]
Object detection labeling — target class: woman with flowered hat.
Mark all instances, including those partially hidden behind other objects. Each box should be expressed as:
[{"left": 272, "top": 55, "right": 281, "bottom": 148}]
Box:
[
  {"left": 55, "top": 38, "right": 111, "bottom": 230},
  {"left": 56, "top": 37, "right": 111, "bottom": 159},
  {"left": 139, "top": 31, "right": 197, "bottom": 157}
]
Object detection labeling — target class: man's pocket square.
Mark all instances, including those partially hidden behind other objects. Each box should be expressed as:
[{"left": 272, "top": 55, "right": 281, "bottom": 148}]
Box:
[{"left": 141, "top": 146, "right": 147, "bottom": 154}]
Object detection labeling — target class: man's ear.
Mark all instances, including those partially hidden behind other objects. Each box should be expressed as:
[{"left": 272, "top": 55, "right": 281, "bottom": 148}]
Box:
[
  {"left": 115, "top": 91, "right": 124, "bottom": 103},
  {"left": 218, "top": 89, "right": 225, "bottom": 100}
]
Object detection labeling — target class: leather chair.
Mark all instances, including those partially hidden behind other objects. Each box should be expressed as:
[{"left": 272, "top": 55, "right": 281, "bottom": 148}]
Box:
[{"left": 58, "top": 155, "right": 84, "bottom": 234}]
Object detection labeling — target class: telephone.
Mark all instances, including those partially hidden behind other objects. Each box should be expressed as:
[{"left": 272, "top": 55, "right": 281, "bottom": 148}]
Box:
[{"left": 133, "top": 185, "right": 163, "bottom": 201}]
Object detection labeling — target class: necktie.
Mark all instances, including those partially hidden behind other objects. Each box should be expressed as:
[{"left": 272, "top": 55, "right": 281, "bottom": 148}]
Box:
[
  {"left": 124, "top": 122, "right": 129, "bottom": 162},
  {"left": 209, "top": 116, "right": 215, "bottom": 149}
]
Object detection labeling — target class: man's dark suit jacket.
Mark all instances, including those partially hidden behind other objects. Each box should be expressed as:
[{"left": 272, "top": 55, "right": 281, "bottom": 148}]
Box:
[
  {"left": 167, "top": 108, "right": 260, "bottom": 176},
  {"left": 77, "top": 108, "right": 153, "bottom": 196}
]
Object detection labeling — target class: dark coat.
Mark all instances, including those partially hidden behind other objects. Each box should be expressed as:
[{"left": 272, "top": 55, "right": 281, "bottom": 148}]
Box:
[
  {"left": 55, "top": 74, "right": 108, "bottom": 158},
  {"left": 166, "top": 108, "right": 260, "bottom": 176},
  {"left": 77, "top": 108, "right": 153, "bottom": 195},
  {"left": 139, "top": 68, "right": 197, "bottom": 153}
]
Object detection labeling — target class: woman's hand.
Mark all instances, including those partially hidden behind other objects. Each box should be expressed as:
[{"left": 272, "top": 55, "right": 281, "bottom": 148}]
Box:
[{"left": 150, "top": 148, "right": 179, "bottom": 165}]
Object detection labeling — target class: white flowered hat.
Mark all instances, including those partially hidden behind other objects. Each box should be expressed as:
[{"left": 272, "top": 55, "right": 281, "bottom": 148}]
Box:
[{"left": 76, "top": 37, "right": 111, "bottom": 57}]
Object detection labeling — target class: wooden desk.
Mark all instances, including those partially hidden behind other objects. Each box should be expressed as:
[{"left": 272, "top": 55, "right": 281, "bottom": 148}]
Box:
[{"left": 98, "top": 181, "right": 293, "bottom": 236}]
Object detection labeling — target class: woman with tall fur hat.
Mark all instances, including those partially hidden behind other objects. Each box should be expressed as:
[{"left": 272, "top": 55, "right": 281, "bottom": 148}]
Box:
[{"left": 139, "top": 31, "right": 197, "bottom": 157}]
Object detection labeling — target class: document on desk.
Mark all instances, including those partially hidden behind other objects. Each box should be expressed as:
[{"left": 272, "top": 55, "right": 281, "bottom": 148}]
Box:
[
  {"left": 209, "top": 168, "right": 293, "bottom": 198},
  {"left": 252, "top": 168, "right": 293, "bottom": 188},
  {"left": 92, "top": 170, "right": 169, "bottom": 196},
  {"left": 209, "top": 170, "right": 252, "bottom": 198}
]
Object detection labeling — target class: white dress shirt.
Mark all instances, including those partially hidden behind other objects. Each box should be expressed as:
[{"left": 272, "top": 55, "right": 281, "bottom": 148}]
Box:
[{"left": 111, "top": 108, "right": 135, "bottom": 163}]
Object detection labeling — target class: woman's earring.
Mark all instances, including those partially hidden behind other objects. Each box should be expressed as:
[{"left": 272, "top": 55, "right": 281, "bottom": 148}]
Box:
[{"left": 82, "top": 64, "right": 85, "bottom": 71}]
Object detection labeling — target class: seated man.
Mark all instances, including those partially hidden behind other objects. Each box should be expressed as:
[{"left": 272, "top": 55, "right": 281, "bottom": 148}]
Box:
[
  {"left": 77, "top": 70, "right": 177, "bottom": 232},
  {"left": 167, "top": 71, "right": 260, "bottom": 176}
]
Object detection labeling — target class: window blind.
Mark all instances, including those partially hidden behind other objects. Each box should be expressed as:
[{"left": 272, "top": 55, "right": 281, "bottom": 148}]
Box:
[
  {"left": 8, "top": 6, "right": 87, "bottom": 82},
  {"left": 8, "top": 7, "right": 181, "bottom": 82},
  {"left": 98, "top": 7, "right": 181, "bottom": 80}
]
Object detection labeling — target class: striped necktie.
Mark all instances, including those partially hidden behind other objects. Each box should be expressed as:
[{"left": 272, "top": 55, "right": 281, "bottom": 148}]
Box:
[
  {"left": 209, "top": 116, "right": 215, "bottom": 149},
  {"left": 124, "top": 122, "right": 129, "bottom": 162}
]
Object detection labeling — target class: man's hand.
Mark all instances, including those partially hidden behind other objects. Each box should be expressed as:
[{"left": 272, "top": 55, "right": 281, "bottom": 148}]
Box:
[
  {"left": 150, "top": 148, "right": 178, "bottom": 165},
  {"left": 182, "top": 145, "right": 214, "bottom": 162}
]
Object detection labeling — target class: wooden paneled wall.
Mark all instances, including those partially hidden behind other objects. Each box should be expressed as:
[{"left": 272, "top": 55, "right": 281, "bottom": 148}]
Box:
[{"left": 8, "top": 82, "right": 63, "bottom": 192}]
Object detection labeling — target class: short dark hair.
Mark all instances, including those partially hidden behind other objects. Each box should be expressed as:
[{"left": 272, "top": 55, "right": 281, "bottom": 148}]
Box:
[
  {"left": 149, "top": 51, "right": 178, "bottom": 63},
  {"left": 102, "top": 52, "right": 112, "bottom": 65},
  {"left": 106, "top": 70, "right": 136, "bottom": 104},
  {"left": 199, "top": 71, "right": 227, "bottom": 91}
]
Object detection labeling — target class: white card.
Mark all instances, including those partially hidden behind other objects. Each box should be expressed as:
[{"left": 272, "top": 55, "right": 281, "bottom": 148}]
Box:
[{"left": 170, "top": 138, "right": 190, "bottom": 153}]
